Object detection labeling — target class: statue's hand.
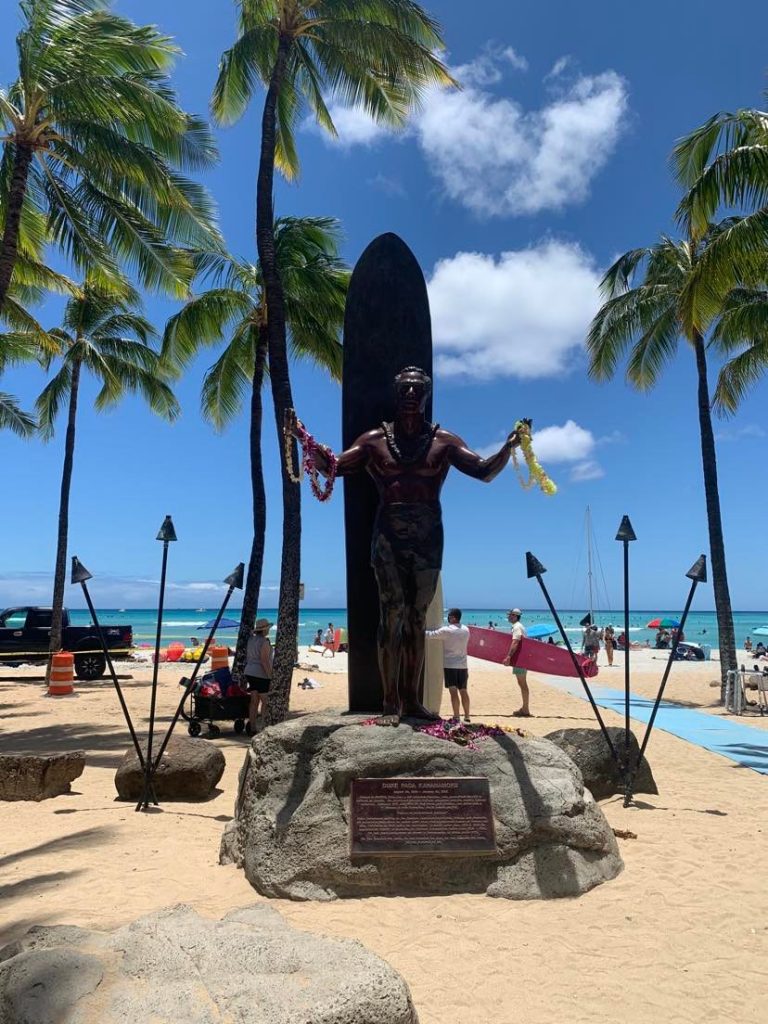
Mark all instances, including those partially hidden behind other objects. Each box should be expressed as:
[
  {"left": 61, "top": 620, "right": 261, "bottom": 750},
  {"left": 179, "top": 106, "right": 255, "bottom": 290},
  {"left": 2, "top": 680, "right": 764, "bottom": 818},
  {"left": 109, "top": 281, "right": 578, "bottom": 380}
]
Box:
[{"left": 506, "top": 418, "right": 532, "bottom": 449}]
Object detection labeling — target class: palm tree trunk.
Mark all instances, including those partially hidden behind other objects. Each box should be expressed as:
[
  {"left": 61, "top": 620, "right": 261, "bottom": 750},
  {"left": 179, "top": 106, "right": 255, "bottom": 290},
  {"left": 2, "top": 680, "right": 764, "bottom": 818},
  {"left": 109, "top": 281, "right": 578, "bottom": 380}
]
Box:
[
  {"left": 255, "top": 33, "right": 301, "bottom": 724},
  {"left": 233, "top": 327, "right": 268, "bottom": 685},
  {"left": 0, "top": 141, "right": 34, "bottom": 312},
  {"left": 692, "top": 330, "right": 737, "bottom": 697},
  {"left": 48, "top": 357, "right": 82, "bottom": 671}
]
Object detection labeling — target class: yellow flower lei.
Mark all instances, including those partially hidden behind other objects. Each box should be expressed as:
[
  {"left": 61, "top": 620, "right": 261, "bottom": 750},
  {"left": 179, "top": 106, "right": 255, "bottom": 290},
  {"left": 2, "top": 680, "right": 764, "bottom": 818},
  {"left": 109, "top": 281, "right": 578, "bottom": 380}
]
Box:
[{"left": 510, "top": 420, "right": 557, "bottom": 496}]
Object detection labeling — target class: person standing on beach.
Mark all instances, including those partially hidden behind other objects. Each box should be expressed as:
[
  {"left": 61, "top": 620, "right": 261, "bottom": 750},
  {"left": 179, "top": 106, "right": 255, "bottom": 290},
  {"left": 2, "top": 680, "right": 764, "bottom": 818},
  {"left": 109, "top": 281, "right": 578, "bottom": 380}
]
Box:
[
  {"left": 426, "top": 608, "right": 471, "bottom": 722},
  {"left": 244, "top": 618, "right": 273, "bottom": 732},
  {"left": 603, "top": 624, "right": 616, "bottom": 666},
  {"left": 503, "top": 608, "right": 530, "bottom": 717}
]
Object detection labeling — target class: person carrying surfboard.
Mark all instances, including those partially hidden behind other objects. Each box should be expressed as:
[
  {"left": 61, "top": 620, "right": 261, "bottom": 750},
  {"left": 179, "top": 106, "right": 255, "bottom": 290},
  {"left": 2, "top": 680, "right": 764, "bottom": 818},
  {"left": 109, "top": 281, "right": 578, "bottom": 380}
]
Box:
[
  {"left": 285, "top": 366, "right": 524, "bottom": 726},
  {"left": 503, "top": 609, "right": 531, "bottom": 717}
]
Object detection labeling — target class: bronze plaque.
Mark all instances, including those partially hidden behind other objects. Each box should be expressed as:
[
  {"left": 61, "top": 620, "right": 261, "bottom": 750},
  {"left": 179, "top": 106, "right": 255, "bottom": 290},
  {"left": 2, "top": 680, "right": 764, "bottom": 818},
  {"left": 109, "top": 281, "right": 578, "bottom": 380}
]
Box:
[{"left": 350, "top": 777, "right": 496, "bottom": 857}]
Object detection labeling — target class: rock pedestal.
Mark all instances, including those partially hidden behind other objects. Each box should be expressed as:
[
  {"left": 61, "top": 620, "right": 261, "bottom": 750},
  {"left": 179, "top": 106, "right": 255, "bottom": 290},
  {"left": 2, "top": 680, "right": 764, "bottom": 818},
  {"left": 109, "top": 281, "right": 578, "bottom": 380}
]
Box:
[
  {"left": 221, "top": 714, "right": 623, "bottom": 901},
  {"left": 545, "top": 727, "right": 658, "bottom": 801},
  {"left": 0, "top": 904, "right": 418, "bottom": 1024},
  {"left": 114, "top": 735, "right": 224, "bottom": 801},
  {"left": 0, "top": 752, "right": 85, "bottom": 801}
]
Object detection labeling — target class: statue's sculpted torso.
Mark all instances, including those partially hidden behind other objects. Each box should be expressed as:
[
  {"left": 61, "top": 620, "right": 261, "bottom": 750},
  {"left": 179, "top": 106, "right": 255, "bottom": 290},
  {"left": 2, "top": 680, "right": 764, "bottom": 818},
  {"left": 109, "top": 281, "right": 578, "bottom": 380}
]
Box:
[{"left": 338, "top": 427, "right": 488, "bottom": 504}]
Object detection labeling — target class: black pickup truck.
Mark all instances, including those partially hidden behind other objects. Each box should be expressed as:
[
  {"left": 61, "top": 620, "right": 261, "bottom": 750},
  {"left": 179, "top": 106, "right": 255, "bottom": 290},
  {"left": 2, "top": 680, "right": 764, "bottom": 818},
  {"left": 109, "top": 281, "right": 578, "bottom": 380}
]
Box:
[{"left": 0, "top": 607, "right": 133, "bottom": 679}]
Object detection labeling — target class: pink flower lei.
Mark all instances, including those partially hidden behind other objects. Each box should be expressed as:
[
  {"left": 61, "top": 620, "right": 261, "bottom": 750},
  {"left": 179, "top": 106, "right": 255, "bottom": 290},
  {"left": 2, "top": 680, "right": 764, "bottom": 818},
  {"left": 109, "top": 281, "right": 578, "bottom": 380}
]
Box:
[{"left": 293, "top": 422, "right": 338, "bottom": 502}]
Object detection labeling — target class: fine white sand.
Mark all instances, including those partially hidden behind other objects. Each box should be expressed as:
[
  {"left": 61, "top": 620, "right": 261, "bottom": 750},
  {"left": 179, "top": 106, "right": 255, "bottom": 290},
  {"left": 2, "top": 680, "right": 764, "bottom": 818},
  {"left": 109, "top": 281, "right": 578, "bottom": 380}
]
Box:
[{"left": 1, "top": 653, "right": 767, "bottom": 1023}]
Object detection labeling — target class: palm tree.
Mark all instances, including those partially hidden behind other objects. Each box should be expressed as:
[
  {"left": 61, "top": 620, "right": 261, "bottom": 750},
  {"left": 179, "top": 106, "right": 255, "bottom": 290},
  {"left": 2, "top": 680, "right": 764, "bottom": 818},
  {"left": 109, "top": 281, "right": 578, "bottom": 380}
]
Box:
[
  {"left": 1, "top": 279, "right": 180, "bottom": 663},
  {"left": 0, "top": 0, "right": 221, "bottom": 312},
  {"left": 212, "top": 0, "right": 455, "bottom": 720},
  {"left": 673, "top": 110, "right": 768, "bottom": 409},
  {"left": 587, "top": 229, "right": 740, "bottom": 693},
  {"left": 163, "top": 217, "right": 348, "bottom": 705}
]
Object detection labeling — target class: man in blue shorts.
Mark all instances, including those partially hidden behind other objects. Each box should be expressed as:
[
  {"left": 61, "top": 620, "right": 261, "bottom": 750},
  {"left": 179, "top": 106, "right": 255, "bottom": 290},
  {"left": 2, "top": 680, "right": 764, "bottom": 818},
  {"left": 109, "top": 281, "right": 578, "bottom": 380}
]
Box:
[{"left": 426, "top": 608, "right": 471, "bottom": 722}]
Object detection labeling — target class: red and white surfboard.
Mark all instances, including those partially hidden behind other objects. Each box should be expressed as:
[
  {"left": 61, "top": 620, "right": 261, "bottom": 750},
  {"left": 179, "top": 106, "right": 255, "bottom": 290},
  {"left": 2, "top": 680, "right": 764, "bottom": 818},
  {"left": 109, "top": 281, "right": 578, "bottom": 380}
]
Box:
[{"left": 467, "top": 627, "right": 598, "bottom": 678}]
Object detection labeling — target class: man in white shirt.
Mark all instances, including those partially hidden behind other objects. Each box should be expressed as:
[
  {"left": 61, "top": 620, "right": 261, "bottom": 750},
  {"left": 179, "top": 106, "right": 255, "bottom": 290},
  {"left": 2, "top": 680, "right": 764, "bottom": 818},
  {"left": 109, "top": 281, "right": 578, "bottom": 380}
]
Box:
[
  {"left": 426, "top": 608, "right": 471, "bottom": 722},
  {"left": 502, "top": 608, "right": 530, "bottom": 717}
]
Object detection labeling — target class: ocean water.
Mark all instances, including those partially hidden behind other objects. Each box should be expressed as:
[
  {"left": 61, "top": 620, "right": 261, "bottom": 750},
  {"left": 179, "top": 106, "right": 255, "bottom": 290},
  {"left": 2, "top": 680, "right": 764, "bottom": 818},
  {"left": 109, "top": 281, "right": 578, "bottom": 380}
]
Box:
[{"left": 68, "top": 607, "right": 768, "bottom": 649}]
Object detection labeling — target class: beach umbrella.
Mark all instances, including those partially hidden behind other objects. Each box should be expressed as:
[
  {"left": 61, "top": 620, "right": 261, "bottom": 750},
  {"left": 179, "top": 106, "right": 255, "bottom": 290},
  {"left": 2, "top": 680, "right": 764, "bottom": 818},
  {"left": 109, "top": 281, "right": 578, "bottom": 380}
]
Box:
[
  {"left": 753, "top": 626, "right": 768, "bottom": 636},
  {"left": 646, "top": 617, "right": 680, "bottom": 629},
  {"left": 197, "top": 616, "right": 240, "bottom": 629},
  {"left": 527, "top": 623, "right": 557, "bottom": 638}
]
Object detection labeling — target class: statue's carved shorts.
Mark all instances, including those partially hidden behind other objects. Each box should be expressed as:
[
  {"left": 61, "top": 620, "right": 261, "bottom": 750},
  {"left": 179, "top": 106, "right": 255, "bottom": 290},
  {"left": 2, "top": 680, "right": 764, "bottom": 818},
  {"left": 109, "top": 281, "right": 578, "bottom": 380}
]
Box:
[{"left": 371, "top": 502, "right": 443, "bottom": 618}]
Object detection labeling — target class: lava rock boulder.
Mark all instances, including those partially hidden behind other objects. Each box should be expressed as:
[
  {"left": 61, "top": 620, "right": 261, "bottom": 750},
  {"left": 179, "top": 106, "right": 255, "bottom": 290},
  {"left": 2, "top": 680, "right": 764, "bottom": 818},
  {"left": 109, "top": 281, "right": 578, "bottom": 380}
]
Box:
[
  {"left": 221, "top": 713, "right": 623, "bottom": 900},
  {"left": 0, "top": 752, "right": 85, "bottom": 801},
  {"left": 545, "top": 726, "right": 658, "bottom": 800},
  {"left": 114, "top": 735, "right": 224, "bottom": 801},
  {"left": 0, "top": 904, "right": 418, "bottom": 1024}
]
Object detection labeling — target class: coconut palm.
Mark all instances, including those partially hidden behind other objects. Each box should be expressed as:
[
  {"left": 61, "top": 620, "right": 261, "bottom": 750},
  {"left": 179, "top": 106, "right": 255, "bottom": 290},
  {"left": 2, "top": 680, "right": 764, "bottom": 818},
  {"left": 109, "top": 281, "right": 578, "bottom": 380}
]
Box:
[
  {"left": 0, "top": 0, "right": 221, "bottom": 313},
  {"left": 2, "top": 279, "right": 180, "bottom": 664},
  {"left": 163, "top": 216, "right": 348, "bottom": 695},
  {"left": 0, "top": 250, "right": 73, "bottom": 435},
  {"left": 673, "top": 110, "right": 768, "bottom": 409},
  {"left": 212, "top": 0, "right": 455, "bottom": 720},
  {"left": 587, "top": 228, "right": 740, "bottom": 693}
]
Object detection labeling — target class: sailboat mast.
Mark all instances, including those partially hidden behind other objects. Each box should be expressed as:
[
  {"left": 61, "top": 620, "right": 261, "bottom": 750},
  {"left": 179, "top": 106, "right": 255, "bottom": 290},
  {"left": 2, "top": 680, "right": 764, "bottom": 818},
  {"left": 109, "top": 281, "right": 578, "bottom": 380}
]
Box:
[{"left": 586, "top": 506, "right": 594, "bottom": 624}]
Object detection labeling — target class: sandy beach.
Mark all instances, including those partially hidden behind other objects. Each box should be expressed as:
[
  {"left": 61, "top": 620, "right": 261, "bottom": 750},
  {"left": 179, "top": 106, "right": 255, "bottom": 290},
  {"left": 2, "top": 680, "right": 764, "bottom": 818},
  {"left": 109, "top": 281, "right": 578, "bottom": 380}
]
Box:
[{"left": 2, "top": 650, "right": 767, "bottom": 1023}]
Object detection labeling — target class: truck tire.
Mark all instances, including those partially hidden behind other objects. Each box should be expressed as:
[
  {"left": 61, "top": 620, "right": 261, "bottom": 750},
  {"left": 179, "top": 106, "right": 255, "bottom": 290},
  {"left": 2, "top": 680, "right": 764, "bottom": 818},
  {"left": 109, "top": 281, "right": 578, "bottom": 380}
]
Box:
[{"left": 74, "top": 651, "right": 107, "bottom": 680}]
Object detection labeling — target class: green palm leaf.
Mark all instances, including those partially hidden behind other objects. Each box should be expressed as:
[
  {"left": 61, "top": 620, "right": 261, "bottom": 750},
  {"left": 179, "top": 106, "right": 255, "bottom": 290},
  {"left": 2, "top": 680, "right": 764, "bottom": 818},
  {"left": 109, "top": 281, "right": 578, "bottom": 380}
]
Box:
[{"left": 0, "top": 391, "right": 37, "bottom": 436}]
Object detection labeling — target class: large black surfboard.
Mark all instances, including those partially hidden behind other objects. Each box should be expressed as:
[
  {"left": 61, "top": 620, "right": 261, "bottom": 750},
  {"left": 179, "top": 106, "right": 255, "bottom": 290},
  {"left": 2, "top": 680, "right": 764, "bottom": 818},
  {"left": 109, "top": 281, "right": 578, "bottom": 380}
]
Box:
[{"left": 342, "top": 233, "right": 433, "bottom": 712}]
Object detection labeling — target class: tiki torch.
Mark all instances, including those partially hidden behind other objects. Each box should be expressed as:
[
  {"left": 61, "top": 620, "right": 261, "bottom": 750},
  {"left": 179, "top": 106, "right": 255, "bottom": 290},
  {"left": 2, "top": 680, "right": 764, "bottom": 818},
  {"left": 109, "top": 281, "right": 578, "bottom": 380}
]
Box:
[
  {"left": 526, "top": 551, "right": 620, "bottom": 766},
  {"left": 623, "top": 555, "right": 707, "bottom": 806},
  {"left": 150, "top": 562, "right": 244, "bottom": 784},
  {"left": 137, "top": 515, "right": 177, "bottom": 812}
]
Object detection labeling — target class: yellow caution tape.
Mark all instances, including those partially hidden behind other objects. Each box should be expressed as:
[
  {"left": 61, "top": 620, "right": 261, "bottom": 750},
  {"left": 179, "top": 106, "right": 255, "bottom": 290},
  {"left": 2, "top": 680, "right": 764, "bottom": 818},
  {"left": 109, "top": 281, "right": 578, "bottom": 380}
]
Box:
[{"left": 0, "top": 647, "right": 134, "bottom": 659}]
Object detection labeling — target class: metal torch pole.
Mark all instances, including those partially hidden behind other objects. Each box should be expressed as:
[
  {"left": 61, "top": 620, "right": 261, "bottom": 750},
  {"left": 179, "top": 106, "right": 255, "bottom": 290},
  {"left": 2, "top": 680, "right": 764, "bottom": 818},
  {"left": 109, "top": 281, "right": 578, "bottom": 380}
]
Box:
[
  {"left": 137, "top": 516, "right": 176, "bottom": 812},
  {"left": 624, "top": 556, "right": 706, "bottom": 806},
  {"left": 526, "top": 552, "right": 620, "bottom": 766},
  {"left": 150, "top": 563, "right": 244, "bottom": 777}
]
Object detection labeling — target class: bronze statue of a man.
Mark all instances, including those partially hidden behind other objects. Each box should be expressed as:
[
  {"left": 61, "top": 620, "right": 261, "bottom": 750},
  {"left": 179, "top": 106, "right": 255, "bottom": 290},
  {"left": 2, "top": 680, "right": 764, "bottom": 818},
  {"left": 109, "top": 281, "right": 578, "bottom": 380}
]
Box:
[{"left": 287, "top": 366, "right": 522, "bottom": 725}]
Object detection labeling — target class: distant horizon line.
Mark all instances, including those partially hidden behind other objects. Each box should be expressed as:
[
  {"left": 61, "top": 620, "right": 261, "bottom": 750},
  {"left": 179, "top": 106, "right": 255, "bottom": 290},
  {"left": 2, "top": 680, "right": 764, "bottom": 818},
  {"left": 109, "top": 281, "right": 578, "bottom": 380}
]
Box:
[{"left": 57, "top": 605, "right": 768, "bottom": 614}]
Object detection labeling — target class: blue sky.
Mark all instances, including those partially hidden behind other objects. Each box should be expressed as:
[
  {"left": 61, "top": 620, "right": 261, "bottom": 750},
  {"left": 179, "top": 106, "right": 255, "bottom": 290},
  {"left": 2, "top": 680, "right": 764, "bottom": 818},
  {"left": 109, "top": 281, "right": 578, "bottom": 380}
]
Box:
[{"left": 1, "top": 0, "right": 767, "bottom": 613}]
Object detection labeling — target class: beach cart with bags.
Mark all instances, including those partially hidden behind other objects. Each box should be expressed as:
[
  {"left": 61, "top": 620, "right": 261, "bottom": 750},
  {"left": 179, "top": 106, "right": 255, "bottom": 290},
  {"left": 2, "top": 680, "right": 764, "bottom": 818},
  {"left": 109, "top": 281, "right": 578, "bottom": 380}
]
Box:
[{"left": 181, "top": 668, "right": 250, "bottom": 737}]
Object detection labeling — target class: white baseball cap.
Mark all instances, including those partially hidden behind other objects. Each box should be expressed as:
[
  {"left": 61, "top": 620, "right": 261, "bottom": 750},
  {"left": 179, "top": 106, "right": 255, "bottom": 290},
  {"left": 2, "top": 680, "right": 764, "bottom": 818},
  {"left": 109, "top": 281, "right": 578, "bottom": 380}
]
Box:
[{"left": 510, "top": 608, "right": 522, "bottom": 616}]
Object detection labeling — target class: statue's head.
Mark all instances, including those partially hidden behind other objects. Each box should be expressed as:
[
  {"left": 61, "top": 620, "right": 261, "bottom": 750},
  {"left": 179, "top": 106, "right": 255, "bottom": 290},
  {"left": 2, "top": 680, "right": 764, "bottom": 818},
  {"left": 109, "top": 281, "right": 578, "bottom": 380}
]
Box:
[{"left": 394, "top": 366, "right": 431, "bottom": 415}]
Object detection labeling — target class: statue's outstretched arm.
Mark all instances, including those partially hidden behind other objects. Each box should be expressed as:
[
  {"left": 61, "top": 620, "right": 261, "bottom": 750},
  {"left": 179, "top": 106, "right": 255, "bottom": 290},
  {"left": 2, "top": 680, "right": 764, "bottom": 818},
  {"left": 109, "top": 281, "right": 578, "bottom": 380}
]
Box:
[
  {"left": 446, "top": 427, "right": 522, "bottom": 482},
  {"left": 284, "top": 409, "right": 370, "bottom": 479}
]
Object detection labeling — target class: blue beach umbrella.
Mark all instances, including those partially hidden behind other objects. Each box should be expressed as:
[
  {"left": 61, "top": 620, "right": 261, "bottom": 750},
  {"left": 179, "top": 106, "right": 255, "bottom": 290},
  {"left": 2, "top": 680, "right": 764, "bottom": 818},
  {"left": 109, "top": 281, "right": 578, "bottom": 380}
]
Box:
[
  {"left": 198, "top": 616, "right": 240, "bottom": 630},
  {"left": 527, "top": 623, "right": 557, "bottom": 638}
]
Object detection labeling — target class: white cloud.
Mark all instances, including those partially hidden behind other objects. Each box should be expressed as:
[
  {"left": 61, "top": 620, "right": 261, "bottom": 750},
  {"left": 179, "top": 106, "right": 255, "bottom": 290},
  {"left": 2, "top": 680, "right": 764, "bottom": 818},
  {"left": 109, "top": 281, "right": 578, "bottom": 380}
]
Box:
[
  {"left": 569, "top": 460, "right": 605, "bottom": 482},
  {"left": 714, "top": 423, "right": 766, "bottom": 442},
  {"left": 476, "top": 419, "right": 605, "bottom": 483},
  {"left": 417, "top": 68, "right": 628, "bottom": 216},
  {"left": 323, "top": 105, "right": 392, "bottom": 147},
  {"left": 546, "top": 55, "right": 572, "bottom": 79},
  {"left": 533, "top": 420, "right": 595, "bottom": 462},
  {"left": 427, "top": 240, "right": 602, "bottom": 380},
  {"left": 367, "top": 172, "right": 407, "bottom": 197},
  {"left": 502, "top": 47, "right": 529, "bottom": 72},
  {"left": 307, "top": 45, "right": 628, "bottom": 217}
]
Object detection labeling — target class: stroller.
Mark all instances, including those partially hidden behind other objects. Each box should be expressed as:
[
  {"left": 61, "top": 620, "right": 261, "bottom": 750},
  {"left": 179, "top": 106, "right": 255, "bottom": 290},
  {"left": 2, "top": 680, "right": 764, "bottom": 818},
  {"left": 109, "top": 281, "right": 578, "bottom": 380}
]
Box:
[{"left": 181, "top": 667, "right": 251, "bottom": 737}]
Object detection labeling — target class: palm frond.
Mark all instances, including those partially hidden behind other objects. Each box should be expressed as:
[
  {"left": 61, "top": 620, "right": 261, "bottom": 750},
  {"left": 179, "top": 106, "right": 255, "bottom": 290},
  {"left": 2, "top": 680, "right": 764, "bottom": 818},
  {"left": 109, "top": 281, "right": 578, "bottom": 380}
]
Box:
[
  {"left": 713, "top": 336, "right": 768, "bottom": 414},
  {"left": 200, "top": 321, "right": 257, "bottom": 430},
  {"left": 35, "top": 361, "right": 73, "bottom": 439},
  {"left": 0, "top": 391, "right": 37, "bottom": 437}
]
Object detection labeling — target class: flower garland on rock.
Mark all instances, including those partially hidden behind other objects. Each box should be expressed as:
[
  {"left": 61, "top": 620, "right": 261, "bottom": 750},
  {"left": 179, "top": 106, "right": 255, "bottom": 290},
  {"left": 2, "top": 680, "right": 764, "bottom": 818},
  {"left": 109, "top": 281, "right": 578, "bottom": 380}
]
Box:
[
  {"left": 511, "top": 420, "right": 557, "bottom": 496},
  {"left": 284, "top": 419, "right": 337, "bottom": 502},
  {"left": 361, "top": 717, "right": 526, "bottom": 750}
]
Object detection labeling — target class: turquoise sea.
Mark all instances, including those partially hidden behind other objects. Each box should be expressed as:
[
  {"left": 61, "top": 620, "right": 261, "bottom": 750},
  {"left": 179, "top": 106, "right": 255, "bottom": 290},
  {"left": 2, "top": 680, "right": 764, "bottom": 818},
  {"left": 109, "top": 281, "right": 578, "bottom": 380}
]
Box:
[{"left": 68, "top": 607, "right": 768, "bottom": 649}]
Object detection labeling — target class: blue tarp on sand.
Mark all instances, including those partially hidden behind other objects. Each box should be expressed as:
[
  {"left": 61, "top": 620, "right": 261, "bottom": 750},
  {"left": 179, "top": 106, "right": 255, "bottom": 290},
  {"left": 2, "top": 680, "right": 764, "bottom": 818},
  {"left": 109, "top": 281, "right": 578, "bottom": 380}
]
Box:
[{"left": 542, "top": 676, "right": 768, "bottom": 775}]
